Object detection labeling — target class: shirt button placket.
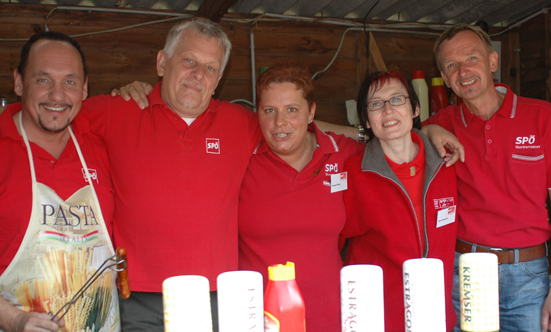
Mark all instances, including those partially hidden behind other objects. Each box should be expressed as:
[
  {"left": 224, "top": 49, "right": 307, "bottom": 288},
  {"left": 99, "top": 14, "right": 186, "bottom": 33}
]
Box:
[{"left": 485, "top": 120, "right": 496, "bottom": 158}]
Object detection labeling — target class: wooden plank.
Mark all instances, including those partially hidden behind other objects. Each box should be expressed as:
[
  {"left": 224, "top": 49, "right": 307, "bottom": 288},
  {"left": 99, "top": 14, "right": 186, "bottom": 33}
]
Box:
[
  {"left": 368, "top": 31, "right": 387, "bottom": 72},
  {"left": 217, "top": 76, "right": 357, "bottom": 104},
  {"left": 547, "top": 11, "right": 551, "bottom": 101},
  {"left": 519, "top": 14, "right": 545, "bottom": 98},
  {"left": 355, "top": 32, "right": 368, "bottom": 89},
  {"left": 314, "top": 103, "right": 350, "bottom": 126},
  {"left": 250, "top": 29, "right": 357, "bottom": 59},
  {"left": 0, "top": 77, "right": 17, "bottom": 101},
  {"left": 195, "top": 0, "right": 238, "bottom": 22}
]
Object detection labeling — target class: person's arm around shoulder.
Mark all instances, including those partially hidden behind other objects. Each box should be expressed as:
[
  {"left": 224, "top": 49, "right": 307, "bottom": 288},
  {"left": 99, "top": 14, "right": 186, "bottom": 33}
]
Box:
[
  {"left": 111, "top": 81, "right": 154, "bottom": 110},
  {"left": 0, "top": 296, "right": 64, "bottom": 332},
  {"left": 315, "top": 120, "right": 363, "bottom": 142},
  {"left": 316, "top": 119, "right": 465, "bottom": 166},
  {"left": 421, "top": 124, "right": 465, "bottom": 166}
]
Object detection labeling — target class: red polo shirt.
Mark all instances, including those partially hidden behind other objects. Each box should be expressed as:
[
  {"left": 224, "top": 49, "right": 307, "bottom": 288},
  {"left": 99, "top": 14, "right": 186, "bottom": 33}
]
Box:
[
  {"left": 239, "top": 124, "right": 363, "bottom": 332},
  {"left": 425, "top": 84, "right": 551, "bottom": 247},
  {"left": 82, "top": 82, "right": 262, "bottom": 291}
]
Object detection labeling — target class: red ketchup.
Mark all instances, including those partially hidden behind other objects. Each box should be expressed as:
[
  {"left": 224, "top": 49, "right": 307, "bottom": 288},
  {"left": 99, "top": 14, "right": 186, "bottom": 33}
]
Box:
[
  {"left": 264, "top": 262, "right": 306, "bottom": 332},
  {"left": 430, "top": 77, "right": 449, "bottom": 116}
]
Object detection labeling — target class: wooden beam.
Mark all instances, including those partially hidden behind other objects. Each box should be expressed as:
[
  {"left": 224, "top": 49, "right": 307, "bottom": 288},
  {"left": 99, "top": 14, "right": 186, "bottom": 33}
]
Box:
[
  {"left": 194, "top": 0, "right": 238, "bottom": 22},
  {"left": 499, "top": 31, "right": 520, "bottom": 96},
  {"left": 547, "top": 10, "right": 551, "bottom": 101},
  {"left": 355, "top": 31, "right": 368, "bottom": 89},
  {"left": 368, "top": 31, "right": 387, "bottom": 72}
]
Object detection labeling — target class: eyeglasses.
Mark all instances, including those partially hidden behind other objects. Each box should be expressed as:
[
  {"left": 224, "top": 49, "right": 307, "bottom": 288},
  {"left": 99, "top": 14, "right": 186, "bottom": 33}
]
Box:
[{"left": 367, "top": 95, "right": 409, "bottom": 111}]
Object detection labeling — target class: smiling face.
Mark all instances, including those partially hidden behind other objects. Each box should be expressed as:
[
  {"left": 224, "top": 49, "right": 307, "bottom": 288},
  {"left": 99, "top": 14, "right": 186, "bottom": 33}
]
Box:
[
  {"left": 258, "top": 82, "right": 316, "bottom": 162},
  {"left": 157, "top": 28, "right": 224, "bottom": 118},
  {"left": 438, "top": 30, "right": 498, "bottom": 104},
  {"left": 14, "top": 39, "right": 88, "bottom": 135},
  {"left": 366, "top": 78, "right": 419, "bottom": 144}
]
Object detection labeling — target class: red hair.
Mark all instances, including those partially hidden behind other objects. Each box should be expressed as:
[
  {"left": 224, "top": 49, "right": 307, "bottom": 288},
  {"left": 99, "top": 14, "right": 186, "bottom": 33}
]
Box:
[{"left": 256, "top": 63, "right": 315, "bottom": 110}]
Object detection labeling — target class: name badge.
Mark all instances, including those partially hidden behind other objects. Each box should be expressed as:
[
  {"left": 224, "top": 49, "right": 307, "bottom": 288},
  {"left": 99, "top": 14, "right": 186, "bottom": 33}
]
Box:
[
  {"left": 437, "top": 205, "right": 456, "bottom": 228},
  {"left": 331, "top": 172, "right": 348, "bottom": 193}
]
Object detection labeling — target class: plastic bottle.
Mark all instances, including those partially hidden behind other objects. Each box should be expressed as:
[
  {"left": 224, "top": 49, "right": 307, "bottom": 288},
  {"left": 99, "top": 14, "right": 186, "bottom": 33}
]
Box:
[
  {"left": 430, "top": 77, "right": 449, "bottom": 116},
  {"left": 411, "top": 70, "right": 430, "bottom": 122},
  {"left": 264, "top": 262, "right": 306, "bottom": 332},
  {"left": 449, "top": 90, "right": 463, "bottom": 106}
]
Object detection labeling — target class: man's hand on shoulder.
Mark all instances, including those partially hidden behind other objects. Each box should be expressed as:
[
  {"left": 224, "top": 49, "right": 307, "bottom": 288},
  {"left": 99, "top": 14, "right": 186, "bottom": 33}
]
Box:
[
  {"left": 111, "top": 81, "right": 154, "bottom": 110},
  {"left": 421, "top": 124, "right": 465, "bottom": 167}
]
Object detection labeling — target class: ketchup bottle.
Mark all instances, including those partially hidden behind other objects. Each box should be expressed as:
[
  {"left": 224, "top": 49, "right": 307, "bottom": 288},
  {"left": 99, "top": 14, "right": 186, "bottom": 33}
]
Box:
[
  {"left": 430, "top": 77, "right": 449, "bottom": 116},
  {"left": 264, "top": 262, "right": 306, "bottom": 332}
]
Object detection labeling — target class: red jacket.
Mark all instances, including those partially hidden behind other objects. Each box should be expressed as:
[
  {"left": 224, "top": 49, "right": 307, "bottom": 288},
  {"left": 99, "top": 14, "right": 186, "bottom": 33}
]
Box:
[{"left": 340, "top": 129, "right": 458, "bottom": 332}]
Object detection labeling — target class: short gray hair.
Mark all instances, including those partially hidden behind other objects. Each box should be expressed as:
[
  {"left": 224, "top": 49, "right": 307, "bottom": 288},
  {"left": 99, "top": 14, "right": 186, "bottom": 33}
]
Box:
[{"left": 163, "top": 17, "right": 232, "bottom": 74}]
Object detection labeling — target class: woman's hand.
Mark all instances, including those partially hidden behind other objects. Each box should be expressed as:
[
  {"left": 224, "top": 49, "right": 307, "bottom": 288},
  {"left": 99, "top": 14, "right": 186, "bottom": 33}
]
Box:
[
  {"left": 111, "top": 81, "right": 154, "bottom": 110},
  {"left": 421, "top": 124, "right": 465, "bottom": 166}
]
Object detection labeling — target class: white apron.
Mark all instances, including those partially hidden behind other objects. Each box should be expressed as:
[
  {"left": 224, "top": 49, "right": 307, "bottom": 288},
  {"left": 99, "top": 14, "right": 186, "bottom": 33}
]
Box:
[{"left": 0, "top": 112, "right": 120, "bottom": 332}]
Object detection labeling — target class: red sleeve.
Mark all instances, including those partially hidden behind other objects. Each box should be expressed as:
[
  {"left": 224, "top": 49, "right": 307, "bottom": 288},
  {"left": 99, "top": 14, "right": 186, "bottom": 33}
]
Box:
[
  {"left": 245, "top": 109, "right": 262, "bottom": 153},
  {"left": 340, "top": 152, "right": 370, "bottom": 245},
  {"left": 422, "top": 105, "right": 456, "bottom": 132},
  {"left": 327, "top": 132, "right": 365, "bottom": 159},
  {"left": 80, "top": 95, "right": 111, "bottom": 140}
]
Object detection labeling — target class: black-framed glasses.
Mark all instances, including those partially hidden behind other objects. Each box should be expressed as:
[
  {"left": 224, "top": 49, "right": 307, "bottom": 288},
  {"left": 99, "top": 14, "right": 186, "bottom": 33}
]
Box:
[{"left": 367, "top": 95, "right": 409, "bottom": 111}]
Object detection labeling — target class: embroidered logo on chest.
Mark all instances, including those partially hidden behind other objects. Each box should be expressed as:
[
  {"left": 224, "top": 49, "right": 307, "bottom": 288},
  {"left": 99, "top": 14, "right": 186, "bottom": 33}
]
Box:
[
  {"left": 206, "top": 138, "right": 220, "bottom": 154},
  {"left": 82, "top": 168, "right": 98, "bottom": 184},
  {"left": 514, "top": 135, "right": 540, "bottom": 149},
  {"left": 324, "top": 163, "right": 339, "bottom": 176}
]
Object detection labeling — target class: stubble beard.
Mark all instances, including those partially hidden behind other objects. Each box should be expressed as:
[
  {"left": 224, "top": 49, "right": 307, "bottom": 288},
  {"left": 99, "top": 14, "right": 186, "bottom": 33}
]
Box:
[{"left": 38, "top": 114, "right": 71, "bottom": 133}]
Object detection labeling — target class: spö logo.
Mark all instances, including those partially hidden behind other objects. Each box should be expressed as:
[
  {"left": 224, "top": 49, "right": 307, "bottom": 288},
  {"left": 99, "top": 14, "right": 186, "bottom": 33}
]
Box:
[
  {"left": 206, "top": 138, "right": 220, "bottom": 154},
  {"left": 515, "top": 135, "right": 536, "bottom": 145},
  {"left": 82, "top": 168, "right": 98, "bottom": 184},
  {"left": 325, "top": 163, "right": 338, "bottom": 173}
]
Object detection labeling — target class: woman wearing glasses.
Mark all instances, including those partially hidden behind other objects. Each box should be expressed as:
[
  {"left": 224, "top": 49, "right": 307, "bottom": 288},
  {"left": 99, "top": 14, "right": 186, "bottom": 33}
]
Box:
[{"left": 339, "top": 71, "right": 458, "bottom": 332}]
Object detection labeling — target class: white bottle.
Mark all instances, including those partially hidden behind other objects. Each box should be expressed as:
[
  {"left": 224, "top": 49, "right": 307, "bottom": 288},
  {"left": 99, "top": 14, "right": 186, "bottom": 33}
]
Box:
[{"left": 412, "top": 70, "right": 430, "bottom": 122}]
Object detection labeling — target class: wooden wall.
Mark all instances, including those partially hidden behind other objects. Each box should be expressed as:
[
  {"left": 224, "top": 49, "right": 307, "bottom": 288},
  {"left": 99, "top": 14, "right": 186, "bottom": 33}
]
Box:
[
  {"left": 2, "top": 4, "right": 539, "bottom": 126},
  {"left": 515, "top": 14, "right": 548, "bottom": 101}
]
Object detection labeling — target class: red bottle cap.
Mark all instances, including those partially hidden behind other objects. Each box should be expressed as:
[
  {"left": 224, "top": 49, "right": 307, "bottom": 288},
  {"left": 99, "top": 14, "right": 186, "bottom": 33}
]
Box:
[{"left": 412, "top": 70, "right": 425, "bottom": 79}]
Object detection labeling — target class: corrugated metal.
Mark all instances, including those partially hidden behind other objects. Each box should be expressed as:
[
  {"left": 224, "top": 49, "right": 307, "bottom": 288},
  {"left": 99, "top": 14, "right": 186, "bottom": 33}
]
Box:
[{"left": 4, "top": 0, "right": 550, "bottom": 27}]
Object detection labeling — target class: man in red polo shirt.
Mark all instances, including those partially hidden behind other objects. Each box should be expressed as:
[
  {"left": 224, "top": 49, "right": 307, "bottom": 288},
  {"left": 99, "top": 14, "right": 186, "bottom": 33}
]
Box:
[
  {"left": 425, "top": 24, "right": 551, "bottom": 332},
  {"left": 0, "top": 32, "right": 117, "bottom": 332},
  {"left": 81, "top": 18, "right": 262, "bottom": 332}
]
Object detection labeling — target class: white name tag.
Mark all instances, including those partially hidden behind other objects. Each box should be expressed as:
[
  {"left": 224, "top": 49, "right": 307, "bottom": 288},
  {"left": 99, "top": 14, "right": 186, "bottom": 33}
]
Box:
[
  {"left": 331, "top": 172, "right": 348, "bottom": 193},
  {"left": 437, "top": 205, "right": 456, "bottom": 228}
]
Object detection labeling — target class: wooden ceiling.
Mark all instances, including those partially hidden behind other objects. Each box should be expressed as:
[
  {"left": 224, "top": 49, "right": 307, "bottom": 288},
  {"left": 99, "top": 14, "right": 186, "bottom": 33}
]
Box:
[{"left": 5, "top": 0, "right": 551, "bottom": 27}]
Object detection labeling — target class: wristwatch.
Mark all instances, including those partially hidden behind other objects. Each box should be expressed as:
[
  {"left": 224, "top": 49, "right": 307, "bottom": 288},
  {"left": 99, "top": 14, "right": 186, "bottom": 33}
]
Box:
[{"left": 357, "top": 126, "right": 366, "bottom": 143}]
